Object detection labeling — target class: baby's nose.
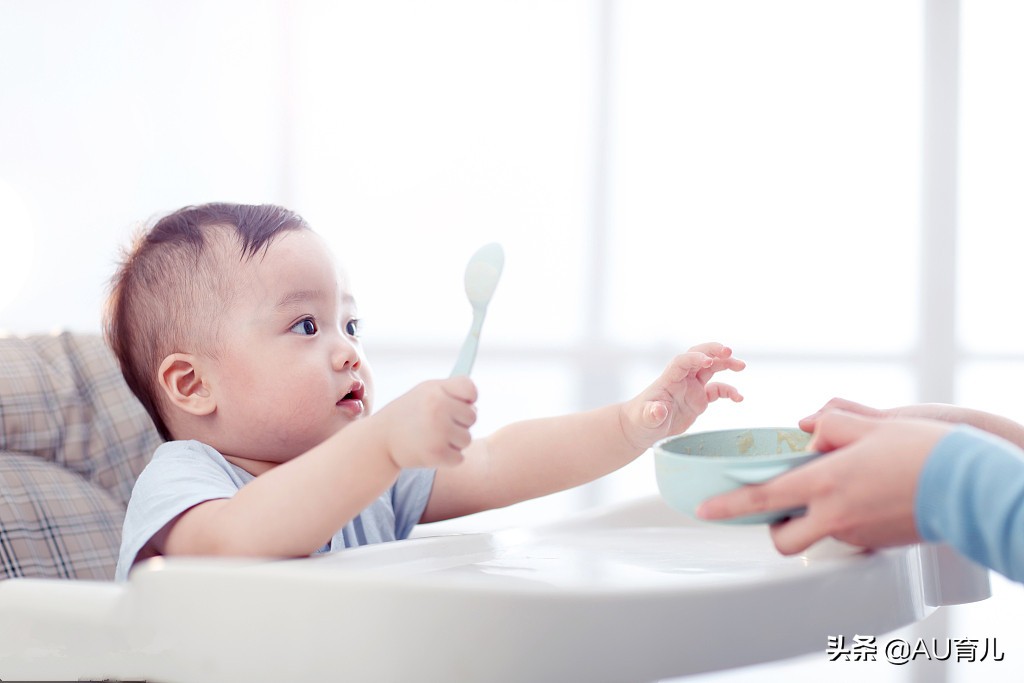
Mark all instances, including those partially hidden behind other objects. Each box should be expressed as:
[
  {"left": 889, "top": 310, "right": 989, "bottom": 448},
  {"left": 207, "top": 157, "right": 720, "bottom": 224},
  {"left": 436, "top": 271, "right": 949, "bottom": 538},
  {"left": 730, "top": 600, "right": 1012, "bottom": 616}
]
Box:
[{"left": 331, "top": 338, "right": 360, "bottom": 371}]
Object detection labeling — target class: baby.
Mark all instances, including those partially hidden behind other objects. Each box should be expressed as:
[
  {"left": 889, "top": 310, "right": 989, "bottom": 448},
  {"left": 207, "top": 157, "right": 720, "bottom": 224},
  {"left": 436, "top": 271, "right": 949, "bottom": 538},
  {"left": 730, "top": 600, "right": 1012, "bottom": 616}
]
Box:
[{"left": 107, "top": 203, "right": 744, "bottom": 580}]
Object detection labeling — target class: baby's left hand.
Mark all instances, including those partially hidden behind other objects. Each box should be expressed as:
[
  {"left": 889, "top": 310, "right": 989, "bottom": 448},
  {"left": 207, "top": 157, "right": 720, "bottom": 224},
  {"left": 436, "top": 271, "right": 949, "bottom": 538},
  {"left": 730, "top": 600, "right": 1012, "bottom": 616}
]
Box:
[{"left": 620, "top": 342, "right": 744, "bottom": 450}]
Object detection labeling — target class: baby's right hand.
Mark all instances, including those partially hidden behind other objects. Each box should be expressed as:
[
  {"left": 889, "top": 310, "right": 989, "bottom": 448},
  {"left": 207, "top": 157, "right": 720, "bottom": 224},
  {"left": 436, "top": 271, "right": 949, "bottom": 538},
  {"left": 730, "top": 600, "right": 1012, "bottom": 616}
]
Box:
[{"left": 375, "top": 377, "right": 478, "bottom": 469}]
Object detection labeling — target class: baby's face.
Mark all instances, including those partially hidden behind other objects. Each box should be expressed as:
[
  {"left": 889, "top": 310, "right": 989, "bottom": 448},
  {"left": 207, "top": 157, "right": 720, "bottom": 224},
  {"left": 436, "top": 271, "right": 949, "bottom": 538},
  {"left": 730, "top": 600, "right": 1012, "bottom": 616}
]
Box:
[{"left": 201, "top": 229, "right": 374, "bottom": 465}]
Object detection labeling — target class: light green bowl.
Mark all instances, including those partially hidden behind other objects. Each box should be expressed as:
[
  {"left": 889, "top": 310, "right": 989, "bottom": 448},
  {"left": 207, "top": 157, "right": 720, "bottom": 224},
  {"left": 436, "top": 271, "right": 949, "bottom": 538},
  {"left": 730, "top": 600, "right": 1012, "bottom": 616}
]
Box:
[{"left": 654, "top": 427, "right": 821, "bottom": 524}]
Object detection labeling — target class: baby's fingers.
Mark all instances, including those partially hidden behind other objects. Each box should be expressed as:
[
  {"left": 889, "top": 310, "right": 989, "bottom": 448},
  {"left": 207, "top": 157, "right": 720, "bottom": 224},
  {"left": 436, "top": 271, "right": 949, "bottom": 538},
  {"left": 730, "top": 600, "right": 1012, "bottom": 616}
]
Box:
[
  {"left": 705, "top": 382, "right": 743, "bottom": 403},
  {"left": 697, "top": 355, "right": 745, "bottom": 385},
  {"left": 442, "top": 376, "right": 479, "bottom": 404},
  {"left": 430, "top": 419, "right": 470, "bottom": 466},
  {"left": 661, "top": 351, "right": 714, "bottom": 383},
  {"left": 451, "top": 401, "right": 478, "bottom": 430},
  {"left": 687, "top": 341, "right": 730, "bottom": 358},
  {"left": 686, "top": 343, "right": 744, "bottom": 367},
  {"left": 448, "top": 422, "right": 473, "bottom": 452}
]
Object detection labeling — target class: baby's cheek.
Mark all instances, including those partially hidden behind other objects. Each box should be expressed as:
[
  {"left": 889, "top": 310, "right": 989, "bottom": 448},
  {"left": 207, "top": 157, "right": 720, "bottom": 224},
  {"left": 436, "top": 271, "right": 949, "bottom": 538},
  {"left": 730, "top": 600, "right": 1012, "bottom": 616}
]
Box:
[{"left": 361, "top": 370, "right": 376, "bottom": 415}]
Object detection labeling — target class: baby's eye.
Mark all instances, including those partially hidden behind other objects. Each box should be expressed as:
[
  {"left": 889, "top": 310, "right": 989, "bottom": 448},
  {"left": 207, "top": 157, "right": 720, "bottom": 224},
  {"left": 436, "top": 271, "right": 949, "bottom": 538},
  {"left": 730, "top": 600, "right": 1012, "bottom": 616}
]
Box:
[
  {"left": 290, "top": 317, "right": 318, "bottom": 336},
  {"left": 345, "top": 318, "right": 362, "bottom": 337}
]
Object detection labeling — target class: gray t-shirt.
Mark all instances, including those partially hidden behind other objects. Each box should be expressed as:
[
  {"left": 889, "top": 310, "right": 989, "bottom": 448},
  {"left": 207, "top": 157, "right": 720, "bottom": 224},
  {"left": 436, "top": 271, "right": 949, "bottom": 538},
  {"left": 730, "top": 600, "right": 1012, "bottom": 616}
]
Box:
[{"left": 116, "top": 440, "right": 436, "bottom": 581}]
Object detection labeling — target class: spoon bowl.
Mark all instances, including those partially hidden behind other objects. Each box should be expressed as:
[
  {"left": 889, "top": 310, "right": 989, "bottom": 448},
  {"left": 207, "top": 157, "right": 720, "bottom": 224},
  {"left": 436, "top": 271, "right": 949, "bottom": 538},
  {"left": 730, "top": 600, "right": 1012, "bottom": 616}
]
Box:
[{"left": 451, "top": 243, "right": 504, "bottom": 377}]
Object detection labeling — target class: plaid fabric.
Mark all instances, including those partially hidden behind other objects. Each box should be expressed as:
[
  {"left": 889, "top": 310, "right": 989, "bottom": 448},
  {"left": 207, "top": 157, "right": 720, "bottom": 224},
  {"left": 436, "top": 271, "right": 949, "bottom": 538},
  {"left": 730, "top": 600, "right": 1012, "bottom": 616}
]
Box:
[
  {"left": 0, "top": 332, "right": 162, "bottom": 580},
  {"left": 0, "top": 453, "right": 123, "bottom": 579}
]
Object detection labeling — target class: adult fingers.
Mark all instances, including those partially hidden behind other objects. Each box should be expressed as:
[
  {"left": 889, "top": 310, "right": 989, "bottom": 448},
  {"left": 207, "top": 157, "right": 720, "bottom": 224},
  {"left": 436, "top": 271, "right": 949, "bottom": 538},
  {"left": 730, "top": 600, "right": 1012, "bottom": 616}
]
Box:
[
  {"left": 799, "top": 397, "right": 882, "bottom": 431},
  {"left": 769, "top": 513, "right": 830, "bottom": 555},
  {"left": 797, "top": 413, "right": 820, "bottom": 433},
  {"left": 696, "top": 470, "right": 811, "bottom": 521},
  {"left": 806, "top": 409, "right": 885, "bottom": 454}
]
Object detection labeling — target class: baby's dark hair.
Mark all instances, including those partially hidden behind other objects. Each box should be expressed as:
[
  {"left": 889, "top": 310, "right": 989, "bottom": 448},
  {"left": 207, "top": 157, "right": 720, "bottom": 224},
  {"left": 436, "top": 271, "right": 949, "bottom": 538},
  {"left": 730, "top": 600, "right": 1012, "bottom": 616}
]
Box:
[{"left": 104, "top": 203, "right": 310, "bottom": 440}]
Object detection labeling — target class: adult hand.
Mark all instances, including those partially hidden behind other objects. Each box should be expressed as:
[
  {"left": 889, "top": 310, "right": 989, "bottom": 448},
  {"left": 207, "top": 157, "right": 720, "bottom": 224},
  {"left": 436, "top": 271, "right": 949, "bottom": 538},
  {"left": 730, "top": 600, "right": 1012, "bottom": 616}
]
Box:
[
  {"left": 798, "top": 397, "right": 889, "bottom": 433},
  {"left": 799, "top": 397, "right": 977, "bottom": 433},
  {"left": 803, "top": 397, "right": 1024, "bottom": 452},
  {"left": 697, "top": 410, "right": 953, "bottom": 554}
]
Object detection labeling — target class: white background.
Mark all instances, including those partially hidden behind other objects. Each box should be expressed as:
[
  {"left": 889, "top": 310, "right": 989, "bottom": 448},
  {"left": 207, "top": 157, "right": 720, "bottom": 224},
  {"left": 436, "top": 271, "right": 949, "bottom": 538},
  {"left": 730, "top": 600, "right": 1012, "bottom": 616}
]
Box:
[{"left": 1, "top": 2, "right": 1022, "bottom": 681}]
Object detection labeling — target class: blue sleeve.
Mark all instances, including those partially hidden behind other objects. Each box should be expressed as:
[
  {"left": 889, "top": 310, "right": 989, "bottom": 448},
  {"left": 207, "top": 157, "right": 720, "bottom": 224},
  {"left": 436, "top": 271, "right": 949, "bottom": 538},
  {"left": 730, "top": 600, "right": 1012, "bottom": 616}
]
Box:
[
  {"left": 915, "top": 425, "right": 1024, "bottom": 582},
  {"left": 391, "top": 467, "right": 436, "bottom": 539},
  {"left": 115, "top": 441, "right": 242, "bottom": 581}
]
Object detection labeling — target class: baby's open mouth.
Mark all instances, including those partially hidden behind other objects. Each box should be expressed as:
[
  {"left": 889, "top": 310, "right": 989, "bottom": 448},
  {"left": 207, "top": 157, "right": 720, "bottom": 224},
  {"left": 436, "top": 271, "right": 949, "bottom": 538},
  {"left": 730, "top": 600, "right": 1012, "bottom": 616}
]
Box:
[{"left": 338, "top": 381, "right": 365, "bottom": 405}]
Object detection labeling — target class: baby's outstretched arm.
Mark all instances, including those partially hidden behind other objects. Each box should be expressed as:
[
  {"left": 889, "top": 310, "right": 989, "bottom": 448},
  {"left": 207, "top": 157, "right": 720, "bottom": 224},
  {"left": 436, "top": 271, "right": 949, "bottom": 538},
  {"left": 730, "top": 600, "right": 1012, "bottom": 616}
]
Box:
[
  {"left": 156, "top": 378, "right": 477, "bottom": 559},
  {"left": 422, "top": 343, "right": 743, "bottom": 522}
]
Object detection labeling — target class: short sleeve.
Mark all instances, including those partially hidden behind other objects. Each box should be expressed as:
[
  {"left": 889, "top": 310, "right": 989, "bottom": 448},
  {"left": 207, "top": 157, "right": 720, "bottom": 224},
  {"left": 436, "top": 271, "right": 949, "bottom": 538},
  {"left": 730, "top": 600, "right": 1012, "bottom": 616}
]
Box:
[
  {"left": 115, "top": 441, "right": 244, "bottom": 581},
  {"left": 391, "top": 467, "right": 436, "bottom": 539}
]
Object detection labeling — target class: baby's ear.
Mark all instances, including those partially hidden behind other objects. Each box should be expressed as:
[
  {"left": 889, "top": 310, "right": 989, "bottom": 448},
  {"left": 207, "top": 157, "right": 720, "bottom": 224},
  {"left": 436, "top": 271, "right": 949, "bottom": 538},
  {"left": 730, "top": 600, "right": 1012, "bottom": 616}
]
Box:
[{"left": 157, "top": 353, "right": 216, "bottom": 416}]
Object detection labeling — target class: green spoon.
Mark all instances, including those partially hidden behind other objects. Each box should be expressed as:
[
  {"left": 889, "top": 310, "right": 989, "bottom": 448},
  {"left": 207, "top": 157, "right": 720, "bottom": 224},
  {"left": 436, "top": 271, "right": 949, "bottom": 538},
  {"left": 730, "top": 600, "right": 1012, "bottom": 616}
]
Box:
[{"left": 451, "top": 243, "right": 505, "bottom": 377}]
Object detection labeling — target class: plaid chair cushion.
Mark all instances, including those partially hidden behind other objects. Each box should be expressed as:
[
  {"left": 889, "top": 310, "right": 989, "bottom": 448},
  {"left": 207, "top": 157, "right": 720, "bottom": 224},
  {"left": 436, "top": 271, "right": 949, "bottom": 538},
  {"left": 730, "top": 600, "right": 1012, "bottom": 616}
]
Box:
[
  {"left": 0, "top": 332, "right": 162, "bottom": 580},
  {"left": 0, "top": 453, "right": 123, "bottom": 579}
]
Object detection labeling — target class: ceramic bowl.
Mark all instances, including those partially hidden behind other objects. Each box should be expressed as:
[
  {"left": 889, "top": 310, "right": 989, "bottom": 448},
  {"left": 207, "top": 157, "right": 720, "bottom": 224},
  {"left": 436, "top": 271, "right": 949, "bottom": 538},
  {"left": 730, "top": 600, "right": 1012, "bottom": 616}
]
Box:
[{"left": 654, "top": 427, "right": 821, "bottom": 524}]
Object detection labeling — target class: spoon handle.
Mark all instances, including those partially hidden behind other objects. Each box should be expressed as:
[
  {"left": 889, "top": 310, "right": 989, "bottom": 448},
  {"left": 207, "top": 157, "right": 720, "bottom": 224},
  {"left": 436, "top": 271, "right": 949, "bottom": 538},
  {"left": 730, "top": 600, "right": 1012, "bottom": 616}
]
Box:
[{"left": 450, "top": 309, "right": 487, "bottom": 377}]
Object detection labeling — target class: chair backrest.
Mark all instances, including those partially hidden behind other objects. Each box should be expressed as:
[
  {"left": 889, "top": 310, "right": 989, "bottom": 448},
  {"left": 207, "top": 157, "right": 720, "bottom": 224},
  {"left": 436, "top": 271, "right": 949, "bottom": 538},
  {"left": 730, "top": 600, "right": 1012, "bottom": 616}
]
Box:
[{"left": 0, "top": 332, "right": 162, "bottom": 580}]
